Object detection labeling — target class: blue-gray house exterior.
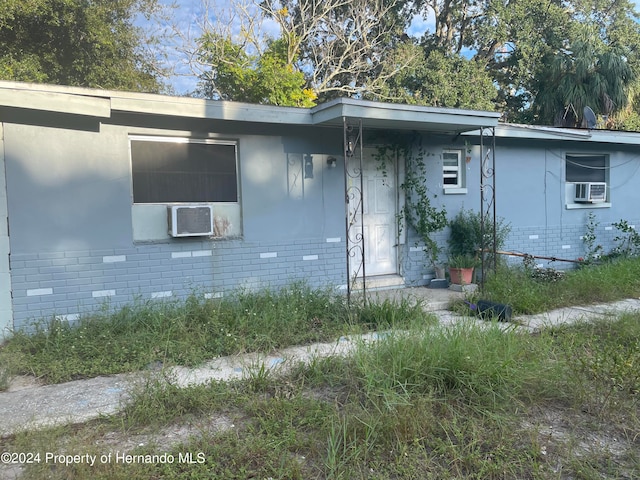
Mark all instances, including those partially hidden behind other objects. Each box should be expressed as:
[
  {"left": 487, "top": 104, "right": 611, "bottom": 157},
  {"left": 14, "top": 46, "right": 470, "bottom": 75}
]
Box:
[{"left": 0, "top": 81, "right": 638, "bottom": 335}]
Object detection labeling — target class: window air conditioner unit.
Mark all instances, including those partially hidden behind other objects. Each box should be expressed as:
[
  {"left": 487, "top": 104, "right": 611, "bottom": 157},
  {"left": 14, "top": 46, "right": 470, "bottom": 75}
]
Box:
[
  {"left": 167, "top": 205, "right": 214, "bottom": 237},
  {"left": 574, "top": 182, "right": 607, "bottom": 203}
]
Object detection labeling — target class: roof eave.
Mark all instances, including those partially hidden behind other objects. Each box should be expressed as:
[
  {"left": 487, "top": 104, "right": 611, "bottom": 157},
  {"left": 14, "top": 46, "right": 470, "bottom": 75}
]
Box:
[
  {"left": 463, "top": 123, "right": 640, "bottom": 145},
  {"left": 311, "top": 98, "right": 501, "bottom": 134}
]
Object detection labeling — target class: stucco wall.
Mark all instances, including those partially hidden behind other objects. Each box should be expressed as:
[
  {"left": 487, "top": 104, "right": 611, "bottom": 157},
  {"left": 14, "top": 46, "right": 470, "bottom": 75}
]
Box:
[
  {"left": 0, "top": 123, "right": 12, "bottom": 337},
  {"left": 4, "top": 116, "right": 348, "bottom": 329},
  {"left": 400, "top": 134, "right": 640, "bottom": 284}
]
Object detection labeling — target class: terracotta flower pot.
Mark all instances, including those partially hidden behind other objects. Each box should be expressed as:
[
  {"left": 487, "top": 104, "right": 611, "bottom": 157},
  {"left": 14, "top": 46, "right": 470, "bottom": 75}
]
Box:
[{"left": 449, "top": 267, "right": 474, "bottom": 285}]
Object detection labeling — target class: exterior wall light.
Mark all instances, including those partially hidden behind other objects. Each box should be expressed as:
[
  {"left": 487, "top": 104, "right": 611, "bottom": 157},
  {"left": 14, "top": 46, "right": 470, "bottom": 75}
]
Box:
[{"left": 327, "top": 156, "right": 337, "bottom": 168}]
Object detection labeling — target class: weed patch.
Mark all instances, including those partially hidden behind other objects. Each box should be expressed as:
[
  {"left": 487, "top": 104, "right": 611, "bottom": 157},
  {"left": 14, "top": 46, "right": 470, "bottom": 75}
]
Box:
[
  {"left": 351, "top": 322, "right": 558, "bottom": 408},
  {"left": 482, "top": 256, "right": 640, "bottom": 314},
  {"left": 2, "top": 316, "right": 639, "bottom": 479},
  {"left": 0, "top": 284, "right": 429, "bottom": 386},
  {"left": 551, "top": 312, "right": 640, "bottom": 415}
]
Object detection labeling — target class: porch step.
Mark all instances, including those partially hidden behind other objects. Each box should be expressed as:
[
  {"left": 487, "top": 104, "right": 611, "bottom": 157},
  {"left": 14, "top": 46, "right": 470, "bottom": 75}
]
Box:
[{"left": 352, "top": 274, "right": 405, "bottom": 291}]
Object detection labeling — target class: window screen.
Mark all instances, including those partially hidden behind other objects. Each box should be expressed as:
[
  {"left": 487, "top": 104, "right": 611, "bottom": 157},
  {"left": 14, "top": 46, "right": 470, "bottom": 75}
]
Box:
[
  {"left": 131, "top": 139, "right": 238, "bottom": 204},
  {"left": 566, "top": 154, "right": 607, "bottom": 183}
]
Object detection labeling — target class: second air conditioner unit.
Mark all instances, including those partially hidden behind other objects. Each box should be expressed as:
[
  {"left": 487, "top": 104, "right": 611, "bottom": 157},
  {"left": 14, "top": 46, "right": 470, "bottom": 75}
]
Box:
[{"left": 574, "top": 182, "right": 607, "bottom": 203}]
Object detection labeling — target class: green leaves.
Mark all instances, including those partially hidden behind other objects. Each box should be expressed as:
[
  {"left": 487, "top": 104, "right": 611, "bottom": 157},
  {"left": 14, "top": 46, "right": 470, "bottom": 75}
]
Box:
[
  {"left": 395, "top": 138, "right": 448, "bottom": 264},
  {"left": 378, "top": 47, "right": 497, "bottom": 110},
  {"left": 196, "top": 35, "right": 316, "bottom": 107},
  {"left": 0, "top": 0, "right": 165, "bottom": 92},
  {"left": 532, "top": 24, "right": 634, "bottom": 125}
]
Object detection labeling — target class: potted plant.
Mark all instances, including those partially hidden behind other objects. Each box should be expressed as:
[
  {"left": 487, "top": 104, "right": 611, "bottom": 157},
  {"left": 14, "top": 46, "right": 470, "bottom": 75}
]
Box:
[
  {"left": 448, "top": 209, "right": 511, "bottom": 283},
  {"left": 448, "top": 254, "right": 477, "bottom": 285}
]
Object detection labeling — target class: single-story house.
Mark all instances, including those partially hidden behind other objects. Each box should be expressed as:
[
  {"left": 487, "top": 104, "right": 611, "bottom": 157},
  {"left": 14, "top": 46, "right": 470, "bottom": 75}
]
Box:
[{"left": 1, "top": 81, "right": 639, "bottom": 335}]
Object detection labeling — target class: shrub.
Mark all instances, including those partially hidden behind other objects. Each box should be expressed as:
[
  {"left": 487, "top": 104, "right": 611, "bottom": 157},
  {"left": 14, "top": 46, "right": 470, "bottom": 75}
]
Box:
[{"left": 448, "top": 209, "right": 510, "bottom": 262}]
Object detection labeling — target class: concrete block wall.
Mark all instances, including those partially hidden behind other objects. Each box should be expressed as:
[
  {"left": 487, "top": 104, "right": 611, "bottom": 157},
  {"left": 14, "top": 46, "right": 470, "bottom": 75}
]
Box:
[
  {"left": 10, "top": 237, "right": 347, "bottom": 330},
  {"left": 401, "top": 229, "right": 450, "bottom": 286},
  {"left": 504, "top": 220, "right": 640, "bottom": 269},
  {"left": 502, "top": 225, "right": 581, "bottom": 268},
  {"left": 400, "top": 218, "right": 640, "bottom": 283}
]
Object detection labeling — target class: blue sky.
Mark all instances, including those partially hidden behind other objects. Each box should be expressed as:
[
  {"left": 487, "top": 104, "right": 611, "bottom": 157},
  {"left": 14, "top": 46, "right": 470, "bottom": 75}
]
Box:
[
  {"left": 153, "top": 0, "right": 640, "bottom": 95},
  {"left": 149, "top": 0, "right": 433, "bottom": 95},
  {"left": 151, "top": 0, "right": 281, "bottom": 94}
]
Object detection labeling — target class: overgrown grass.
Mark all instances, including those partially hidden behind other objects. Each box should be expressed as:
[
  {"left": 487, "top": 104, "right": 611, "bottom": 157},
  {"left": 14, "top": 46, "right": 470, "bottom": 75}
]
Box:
[
  {"left": 550, "top": 312, "right": 640, "bottom": 415},
  {"left": 0, "top": 283, "right": 429, "bottom": 385},
  {"left": 350, "top": 322, "right": 563, "bottom": 408},
  {"left": 4, "top": 257, "right": 640, "bottom": 386},
  {"left": 480, "top": 256, "right": 640, "bottom": 314},
  {"left": 5, "top": 314, "right": 638, "bottom": 479}
]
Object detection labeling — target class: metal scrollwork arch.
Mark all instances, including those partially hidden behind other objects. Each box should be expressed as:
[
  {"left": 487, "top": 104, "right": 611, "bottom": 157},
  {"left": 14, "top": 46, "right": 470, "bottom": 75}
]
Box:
[
  {"left": 343, "top": 117, "right": 365, "bottom": 302},
  {"left": 479, "top": 126, "right": 497, "bottom": 288}
]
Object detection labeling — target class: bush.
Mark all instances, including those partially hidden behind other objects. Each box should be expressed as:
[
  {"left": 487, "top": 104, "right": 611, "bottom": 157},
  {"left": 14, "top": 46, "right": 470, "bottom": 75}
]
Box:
[{"left": 448, "top": 209, "right": 510, "bottom": 261}]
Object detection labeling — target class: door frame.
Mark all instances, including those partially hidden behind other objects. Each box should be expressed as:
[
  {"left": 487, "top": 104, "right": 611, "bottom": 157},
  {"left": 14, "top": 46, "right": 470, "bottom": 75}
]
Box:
[{"left": 360, "top": 146, "right": 401, "bottom": 277}]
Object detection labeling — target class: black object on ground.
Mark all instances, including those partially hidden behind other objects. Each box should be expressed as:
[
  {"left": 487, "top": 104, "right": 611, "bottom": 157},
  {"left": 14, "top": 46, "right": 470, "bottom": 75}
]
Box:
[
  {"left": 465, "top": 300, "right": 513, "bottom": 322},
  {"left": 429, "top": 279, "right": 449, "bottom": 289}
]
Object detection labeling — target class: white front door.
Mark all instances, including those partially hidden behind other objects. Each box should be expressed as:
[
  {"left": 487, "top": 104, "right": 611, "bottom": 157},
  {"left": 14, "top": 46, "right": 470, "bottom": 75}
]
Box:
[{"left": 348, "top": 150, "right": 398, "bottom": 277}]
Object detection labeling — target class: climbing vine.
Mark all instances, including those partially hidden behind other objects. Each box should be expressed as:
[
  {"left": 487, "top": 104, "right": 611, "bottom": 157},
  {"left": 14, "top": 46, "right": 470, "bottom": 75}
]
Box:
[{"left": 375, "top": 134, "right": 447, "bottom": 266}]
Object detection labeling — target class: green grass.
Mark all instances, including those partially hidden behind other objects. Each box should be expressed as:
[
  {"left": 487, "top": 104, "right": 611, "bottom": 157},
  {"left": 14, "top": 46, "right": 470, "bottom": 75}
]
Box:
[
  {"left": 0, "top": 283, "right": 429, "bottom": 385},
  {"left": 4, "top": 314, "right": 638, "bottom": 479},
  {"left": 2, "top": 265, "right": 640, "bottom": 478},
  {"left": 350, "top": 322, "right": 561, "bottom": 408},
  {"left": 479, "top": 256, "right": 640, "bottom": 314},
  {"left": 549, "top": 312, "right": 640, "bottom": 415},
  {"left": 3, "top": 257, "right": 640, "bottom": 386}
]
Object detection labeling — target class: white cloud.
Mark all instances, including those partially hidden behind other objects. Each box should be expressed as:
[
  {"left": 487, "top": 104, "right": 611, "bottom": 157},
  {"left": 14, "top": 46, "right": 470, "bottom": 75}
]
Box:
[{"left": 407, "top": 12, "right": 434, "bottom": 39}]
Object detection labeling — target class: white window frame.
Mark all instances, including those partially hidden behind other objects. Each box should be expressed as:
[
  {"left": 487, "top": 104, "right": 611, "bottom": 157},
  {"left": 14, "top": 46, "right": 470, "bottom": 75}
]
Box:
[
  {"left": 565, "top": 153, "right": 611, "bottom": 209},
  {"left": 442, "top": 149, "right": 466, "bottom": 194}
]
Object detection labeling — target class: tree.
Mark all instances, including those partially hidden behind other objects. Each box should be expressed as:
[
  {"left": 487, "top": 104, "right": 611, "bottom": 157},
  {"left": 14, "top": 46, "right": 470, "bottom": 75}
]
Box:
[
  {"left": 375, "top": 46, "right": 496, "bottom": 110},
  {"left": 480, "top": 0, "right": 638, "bottom": 124},
  {"left": 532, "top": 26, "right": 634, "bottom": 126},
  {"left": 190, "top": 0, "right": 415, "bottom": 104},
  {"left": 180, "top": 0, "right": 640, "bottom": 126},
  {"left": 259, "top": 0, "right": 415, "bottom": 101},
  {"left": 196, "top": 35, "right": 316, "bottom": 106},
  {"left": 0, "top": 0, "right": 168, "bottom": 93}
]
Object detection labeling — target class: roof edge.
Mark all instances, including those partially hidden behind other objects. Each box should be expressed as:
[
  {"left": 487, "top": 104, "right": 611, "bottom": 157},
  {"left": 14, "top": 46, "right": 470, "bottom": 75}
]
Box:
[
  {"left": 311, "top": 97, "right": 501, "bottom": 120},
  {"left": 461, "top": 123, "right": 640, "bottom": 145}
]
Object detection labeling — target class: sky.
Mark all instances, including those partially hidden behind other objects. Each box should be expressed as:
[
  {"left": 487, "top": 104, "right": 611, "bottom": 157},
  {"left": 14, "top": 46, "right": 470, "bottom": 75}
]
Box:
[
  {"left": 151, "top": 0, "right": 640, "bottom": 96},
  {"left": 150, "top": 0, "right": 281, "bottom": 94},
  {"left": 148, "top": 0, "right": 433, "bottom": 95}
]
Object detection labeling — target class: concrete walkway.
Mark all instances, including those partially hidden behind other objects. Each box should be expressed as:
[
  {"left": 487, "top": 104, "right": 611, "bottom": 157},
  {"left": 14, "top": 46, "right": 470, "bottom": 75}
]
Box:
[{"left": 2, "top": 288, "right": 640, "bottom": 438}]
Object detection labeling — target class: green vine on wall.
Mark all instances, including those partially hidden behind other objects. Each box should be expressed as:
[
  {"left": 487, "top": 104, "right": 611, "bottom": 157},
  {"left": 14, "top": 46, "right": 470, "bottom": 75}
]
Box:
[{"left": 375, "top": 134, "right": 447, "bottom": 266}]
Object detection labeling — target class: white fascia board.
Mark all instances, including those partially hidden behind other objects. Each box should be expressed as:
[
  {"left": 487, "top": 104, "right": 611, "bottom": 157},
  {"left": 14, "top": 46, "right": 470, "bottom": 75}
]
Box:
[
  {"left": 463, "top": 123, "right": 640, "bottom": 146},
  {"left": 0, "top": 88, "right": 111, "bottom": 118},
  {"left": 495, "top": 124, "right": 592, "bottom": 140},
  {"left": 311, "top": 98, "right": 500, "bottom": 130},
  {"left": 110, "top": 96, "right": 314, "bottom": 125}
]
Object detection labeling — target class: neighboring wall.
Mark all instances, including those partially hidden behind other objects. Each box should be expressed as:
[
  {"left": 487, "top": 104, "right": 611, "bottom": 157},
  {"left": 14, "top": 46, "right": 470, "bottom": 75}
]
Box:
[
  {"left": 493, "top": 138, "right": 640, "bottom": 267},
  {"left": 5, "top": 114, "right": 346, "bottom": 329},
  {"left": 401, "top": 133, "right": 640, "bottom": 285},
  {"left": 0, "top": 123, "right": 12, "bottom": 337}
]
